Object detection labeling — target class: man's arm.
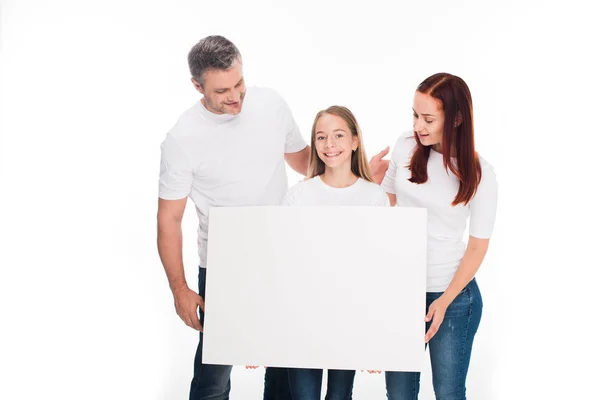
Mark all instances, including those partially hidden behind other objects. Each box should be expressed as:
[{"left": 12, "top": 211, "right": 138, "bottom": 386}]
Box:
[
  {"left": 284, "top": 145, "right": 310, "bottom": 176},
  {"left": 157, "top": 197, "right": 204, "bottom": 331}
]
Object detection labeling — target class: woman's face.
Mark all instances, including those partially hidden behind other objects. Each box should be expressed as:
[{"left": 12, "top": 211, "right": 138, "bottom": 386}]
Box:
[
  {"left": 413, "top": 91, "right": 445, "bottom": 151},
  {"left": 314, "top": 113, "right": 358, "bottom": 170}
]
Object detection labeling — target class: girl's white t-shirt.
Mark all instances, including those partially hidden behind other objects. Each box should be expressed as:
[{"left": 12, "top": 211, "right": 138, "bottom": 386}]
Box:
[
  {"left": 381, "top": 132, "right": 498, "bottom": 292},
  {"left": 282, "top": 176, "right": 390, "bottom": 207}
]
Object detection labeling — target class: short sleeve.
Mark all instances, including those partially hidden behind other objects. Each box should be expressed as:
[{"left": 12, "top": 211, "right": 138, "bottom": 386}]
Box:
[
  {"left": 372, "top": 188, "right": 391, "bottom": 206},
  {"left": 281, "top": 180, "right": 304, "bottom": 205},
  {"left": 274, "top": 92, "right": 306, "bottom": 154},
  {"left": 381, "top": 133, "right": 413, "bottom": 194},
  {"left": 158, "top": 135, "right": 193, "bottom": 200},
  {"left": 468, "top": 163, "right": 498, "bottom": 239}
]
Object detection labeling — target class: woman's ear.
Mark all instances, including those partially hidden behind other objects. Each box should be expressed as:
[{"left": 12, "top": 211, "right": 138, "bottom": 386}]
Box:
[
  {"left": 454, "top": 111, "right": 463, "bottom": 127},
  {"left": 352, "top": 136, "right": 358, "bottom": 151}
]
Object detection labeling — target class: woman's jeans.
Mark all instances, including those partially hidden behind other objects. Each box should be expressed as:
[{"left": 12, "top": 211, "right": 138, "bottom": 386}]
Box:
[
  {"left": 288, "top": 368, "right": 355, "bottom": 400},
  {"left": 385, "top": 279, "right": 483, "bottom": 400}
]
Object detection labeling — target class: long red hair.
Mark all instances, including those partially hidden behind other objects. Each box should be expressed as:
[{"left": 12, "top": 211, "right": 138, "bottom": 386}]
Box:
[{"left": 408, "top": 73, "right": 482, "bottom": 206}]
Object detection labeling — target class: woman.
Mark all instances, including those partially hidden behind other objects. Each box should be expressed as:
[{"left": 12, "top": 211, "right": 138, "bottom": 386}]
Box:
[
  {"left": 381, "top": 73, "right": 498, "bottom": 400},
  {"left": 283, "top": 105, "right": 388, "bottom": 399}
]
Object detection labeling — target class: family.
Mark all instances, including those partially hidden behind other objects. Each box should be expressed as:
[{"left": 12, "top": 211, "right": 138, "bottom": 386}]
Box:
[{"left": 157, "top": 35, "right": 498, "bottom": 400}]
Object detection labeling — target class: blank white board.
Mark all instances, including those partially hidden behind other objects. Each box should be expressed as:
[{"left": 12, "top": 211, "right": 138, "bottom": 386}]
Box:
[{"left": 203, "top": 206, "right": 427, "bottom": 372}]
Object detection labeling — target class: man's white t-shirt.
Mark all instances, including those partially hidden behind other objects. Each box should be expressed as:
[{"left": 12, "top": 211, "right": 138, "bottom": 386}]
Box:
[
  {"left": 381, "top": 132, "right": 498, "bottom": 292},
  {"left": 282, "top": 176, "right": 390, "bottom": 206},
  {"left": 159, "top": 87, "right": 307, "bottom": 268}
]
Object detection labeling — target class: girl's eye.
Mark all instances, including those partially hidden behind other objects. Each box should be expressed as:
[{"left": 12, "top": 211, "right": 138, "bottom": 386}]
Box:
[
  {"left": 317, "top": 136, "right": 325, "bottom": 140},
  {"left": 425, "top": 120, "right": 433, "bottom": 124}
]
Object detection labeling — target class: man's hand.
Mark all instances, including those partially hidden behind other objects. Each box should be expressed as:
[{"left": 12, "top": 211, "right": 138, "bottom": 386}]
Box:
[
  {"left": 173, "top": 286, "right": 205, "bottom": 331},
  {"left": 369, "top": 146, "right": 390, "bottom": 185}
]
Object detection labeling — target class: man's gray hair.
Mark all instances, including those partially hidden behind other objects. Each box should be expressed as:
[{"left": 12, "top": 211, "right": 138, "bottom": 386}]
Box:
[{"left": 188, "top": 35, "right": 241, "bottom": 86}]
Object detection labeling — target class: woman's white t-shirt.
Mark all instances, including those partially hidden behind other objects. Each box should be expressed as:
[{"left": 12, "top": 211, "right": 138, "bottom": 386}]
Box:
[{"left": 381, "top": 132, "right": 498, "bottom": 292}]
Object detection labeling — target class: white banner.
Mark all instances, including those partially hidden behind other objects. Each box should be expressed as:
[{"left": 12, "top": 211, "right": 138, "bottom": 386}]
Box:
[{"left": 203, "top": 206, "right": 427, "bottom": 372}]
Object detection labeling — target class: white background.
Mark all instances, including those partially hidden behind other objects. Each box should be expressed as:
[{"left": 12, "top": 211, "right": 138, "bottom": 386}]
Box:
[{"left": 1, "top": 0, "right": 598, "bottom": 399}]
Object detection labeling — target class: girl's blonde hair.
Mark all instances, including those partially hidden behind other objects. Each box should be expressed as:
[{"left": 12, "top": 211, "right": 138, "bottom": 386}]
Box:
[{"left": 306, "top": 105, "right": 374, "bottom": 182}]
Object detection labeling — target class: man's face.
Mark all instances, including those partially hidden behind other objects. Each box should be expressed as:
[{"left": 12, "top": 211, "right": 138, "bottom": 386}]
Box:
[{"left": 193, "top": 60, "right": 246, "bottom": 115}]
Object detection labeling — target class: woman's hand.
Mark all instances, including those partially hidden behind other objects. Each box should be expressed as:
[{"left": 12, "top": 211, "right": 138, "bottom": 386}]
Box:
[
  {"left": 424, "top": 297, "right": 450, "bottom": 343},
  {"left": 369, "top": 146, "right": 390, "bottom": 184}
]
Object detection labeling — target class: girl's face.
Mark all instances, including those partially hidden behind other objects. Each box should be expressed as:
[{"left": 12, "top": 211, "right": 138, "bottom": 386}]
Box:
[
  {"left": 314, "top": 113, "right": 358, "bottom": 171},
  {"left": 413, "top": 91, "right": 445, "bottom": 151}
]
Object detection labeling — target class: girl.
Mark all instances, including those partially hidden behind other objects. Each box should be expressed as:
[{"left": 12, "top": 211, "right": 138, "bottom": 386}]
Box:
[
  {"left": 283, "top": 105, "right": 388, "bottom": 399},
  {"left": 381, "top": 73, "right": 498, "bottom": 400}
]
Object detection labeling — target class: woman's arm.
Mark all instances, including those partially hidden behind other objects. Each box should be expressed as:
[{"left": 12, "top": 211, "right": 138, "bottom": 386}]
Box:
[
  {"left": 424, "top": 235, "right": 489, "bottom": 342},
  {"left": 441, "top": 236, "right": 489, "bottom": 304}
]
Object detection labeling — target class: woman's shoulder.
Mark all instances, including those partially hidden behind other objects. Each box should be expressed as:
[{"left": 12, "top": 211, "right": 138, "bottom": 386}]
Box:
[
  {"left": 478, "top": 154, "right": 494, "bottom": 171},
  {"left": 391, "top": 131, "right": 417, "bottom": 158},
  {"left": 473, "top": 154, "right": 498, "bottom": 199}
]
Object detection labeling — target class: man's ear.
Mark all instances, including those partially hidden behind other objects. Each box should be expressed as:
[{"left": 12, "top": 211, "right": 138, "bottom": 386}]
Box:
[{"left": 191, "top": 78, "right": 204, "bottom": 94}]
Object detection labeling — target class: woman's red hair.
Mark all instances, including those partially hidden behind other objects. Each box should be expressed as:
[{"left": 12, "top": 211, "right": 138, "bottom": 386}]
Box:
[{"left": 408, "top": 73, "right": 482, "bottom": 206}]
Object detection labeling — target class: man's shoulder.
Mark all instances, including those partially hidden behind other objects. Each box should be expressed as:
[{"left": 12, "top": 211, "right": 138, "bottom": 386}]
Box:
[
  {"left": 166, "top": 102, "right": 209, "bottom": 139},
  {"left": 246, "top": 86, "right": 287, "bottom": 107}
]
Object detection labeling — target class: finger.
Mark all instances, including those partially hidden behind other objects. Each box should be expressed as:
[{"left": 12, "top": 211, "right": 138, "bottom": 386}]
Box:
[
  {"left": 425, "top": 317, "right": 442, "bottom": 342},
  {"left": 425, "top": 306, "right": 435, "bottom": 322},
  {"left": 190, "top": 312, "right": 203, "bottom": 332},
  {"left": 375, "top": 146, "right": 390, "bottom": 159},
  {"left": 196, "top": 295, "right": 205, "bottom": 312},
  {"left": 424, "top": 326, "right": 436, "bottom": 342}
]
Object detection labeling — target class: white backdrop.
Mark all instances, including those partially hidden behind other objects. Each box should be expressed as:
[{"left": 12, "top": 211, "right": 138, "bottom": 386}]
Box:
[{"left": 1, "top": 0, "right": 598, "bottom": 399}]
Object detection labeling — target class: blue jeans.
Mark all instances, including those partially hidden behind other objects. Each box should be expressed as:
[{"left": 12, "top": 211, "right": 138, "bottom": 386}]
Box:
[
  {"left": 288, "top": 368, "right": 355, "bottom": 399},
  {"left": 385, "top": 279, "right": 483, "bottom": 400},
  {"left": 189, "top": 267, "right": 292, "bottom": 400}
]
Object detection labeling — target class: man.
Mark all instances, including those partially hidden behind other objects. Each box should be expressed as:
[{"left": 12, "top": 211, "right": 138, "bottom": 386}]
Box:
[
  {"left": 157, "top": 35, "right": 307, "bottom": 400},
  {"left": 157, "top": 35, "right": 390, "bottom": 400}
]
